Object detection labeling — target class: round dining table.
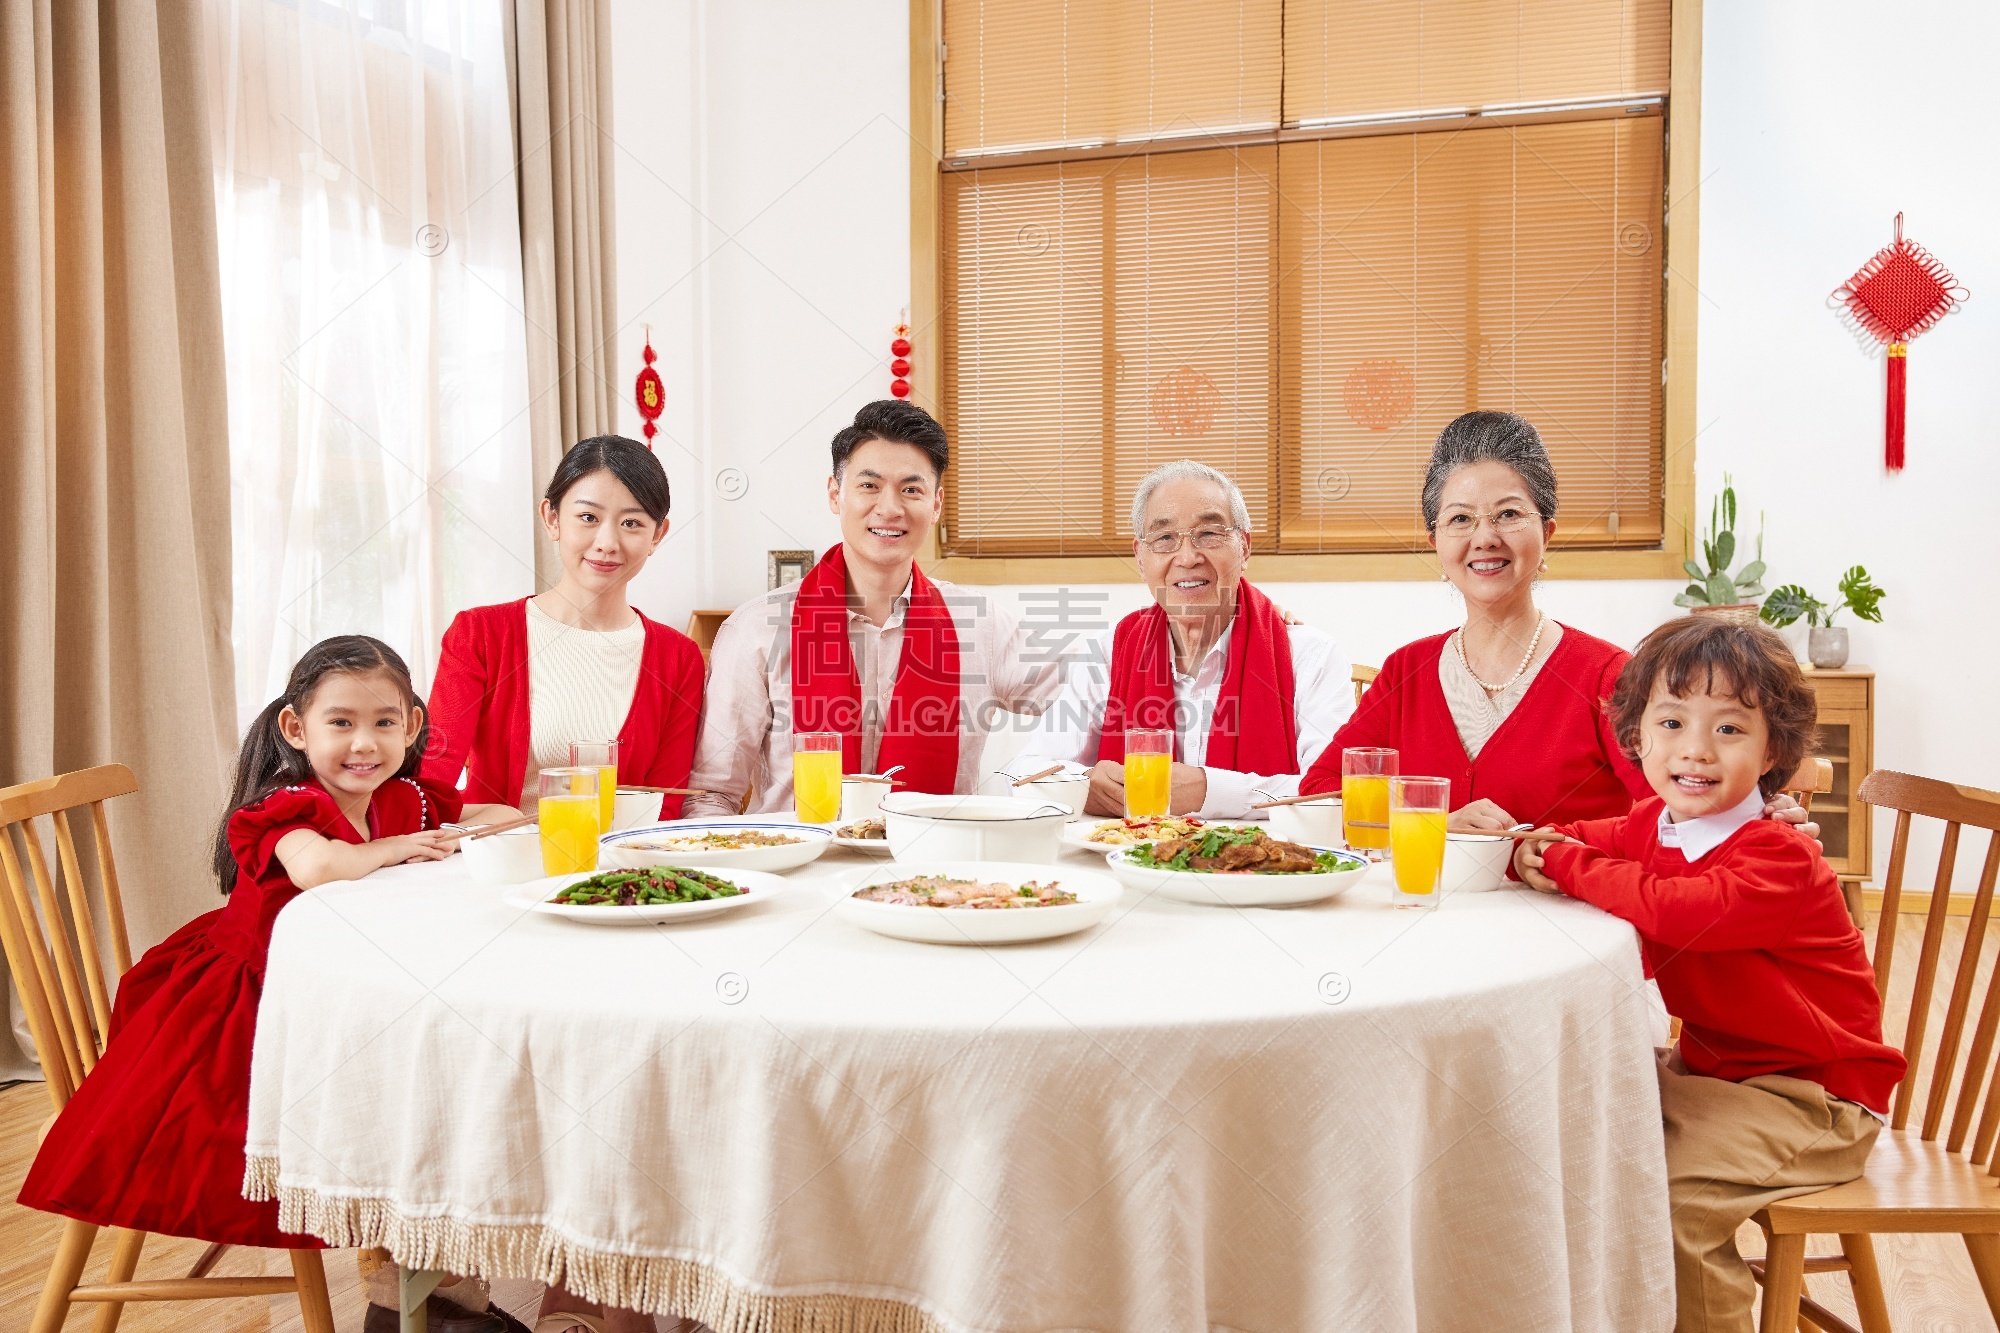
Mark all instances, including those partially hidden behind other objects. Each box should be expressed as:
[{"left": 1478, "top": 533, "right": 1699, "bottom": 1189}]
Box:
[{"left": 243, "top": 819, "right": 1673, "bottom": 1333}]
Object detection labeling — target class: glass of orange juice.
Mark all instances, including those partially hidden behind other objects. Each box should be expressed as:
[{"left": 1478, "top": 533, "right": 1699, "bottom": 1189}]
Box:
[
  {"left": 793, "top": 731, "right": 843, "bottom": 823},
  {"left": 1341, "top": 747, "right": 1398, "bottom": 854},
  {"left": 1390, "top": 776, "right": 1450, "bottom": 909},
  {"left": 568, "top": 739, "right": 620, "bottom": 833},
  {"left": 538, "top": 767, "right": 601, "bottom": 876},
  {"left": 1123, "top": 728, "right": 1173, "bottom": 819}
]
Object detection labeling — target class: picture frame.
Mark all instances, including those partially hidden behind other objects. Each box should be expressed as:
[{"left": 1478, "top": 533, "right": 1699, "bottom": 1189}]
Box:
[{"left": 768, "top": 548, "right": 814, "bottom": 590}]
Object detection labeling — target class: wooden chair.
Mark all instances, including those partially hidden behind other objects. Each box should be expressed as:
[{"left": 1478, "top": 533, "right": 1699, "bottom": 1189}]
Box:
[
  {"left": 0, "top": 764, "right": 336, "bottom": 1333},
  {"left": 1351, "top": 663, "right": 1378, "bottom": 709},
  {"left": 1783, "top": 758, "right": 1860, "bottom": 925},
  {"left": 1749, "top": 769, "right": 2000, "bottom": 1333}
]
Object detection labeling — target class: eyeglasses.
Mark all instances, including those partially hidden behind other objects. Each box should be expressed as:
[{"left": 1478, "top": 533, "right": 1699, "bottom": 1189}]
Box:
[
  {"left": 1140, "top": 526, "right": 1241, "bottom": 556},
  {"left": 1433, "top": 507, "right": 1543, "bottom": 537}
]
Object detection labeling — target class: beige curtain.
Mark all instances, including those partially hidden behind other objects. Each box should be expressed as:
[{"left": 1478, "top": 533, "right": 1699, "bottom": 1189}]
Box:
[
  {"left": 508, "top": 0, "right": 620, "bottom": 587},
  {"left": 0, "top": 0, "right": 237, "bottom": 1076}
]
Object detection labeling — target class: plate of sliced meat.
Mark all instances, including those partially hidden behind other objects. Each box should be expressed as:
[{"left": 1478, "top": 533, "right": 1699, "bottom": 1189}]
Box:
[
  {"left": 1107, "top": 825, "right": 1367, "bottom": 907},
  {"left": 835, "top": 860, "right": 1122, "bottom": 944}
]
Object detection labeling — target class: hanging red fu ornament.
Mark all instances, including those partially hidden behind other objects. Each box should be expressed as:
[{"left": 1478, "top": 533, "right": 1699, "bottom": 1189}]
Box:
[
  {"left": 634, "top": 327, "right": 666, "bottom": 446},
  {"left": 1832, "top": 213, "right": 1968, "bottom": 472}
]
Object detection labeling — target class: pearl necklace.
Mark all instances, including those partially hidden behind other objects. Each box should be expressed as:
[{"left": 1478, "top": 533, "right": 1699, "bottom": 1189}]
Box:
[{"left": 1455, "top": 614, "right": 1547, "bottom": 693}]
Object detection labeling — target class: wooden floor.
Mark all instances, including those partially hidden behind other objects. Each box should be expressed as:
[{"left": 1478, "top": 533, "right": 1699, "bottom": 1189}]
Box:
[{"left": 3, "top": 910, "right": 1998, "bottom": 1330}]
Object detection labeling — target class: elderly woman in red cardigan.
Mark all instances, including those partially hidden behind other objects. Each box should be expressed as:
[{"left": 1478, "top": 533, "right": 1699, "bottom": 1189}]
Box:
[
  {"left": 424, "top": 434, "right": 704, "bottom": 824},
  {"left": 1299, "top": 411, "right": 1813, "bottom": 835}
]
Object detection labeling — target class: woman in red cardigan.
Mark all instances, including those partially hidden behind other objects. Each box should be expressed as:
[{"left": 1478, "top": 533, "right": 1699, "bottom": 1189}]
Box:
[
  {"left": 424, "top": 435, "right": 704, "bottom": 824},
  {"left": 1300, "top": 412, "right": 1810, "bottom": 834}
]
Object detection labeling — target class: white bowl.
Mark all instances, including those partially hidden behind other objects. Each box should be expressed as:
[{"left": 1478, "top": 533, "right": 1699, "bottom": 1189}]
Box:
[
  {"left": 600, "top": 821, "right": 832, "bottom": 873},
  {"left": 878, "top": 793, "right": 1071, "bottom": 864},
  {"left": 835, "top": 860, "right": 1122, "bottom": 944},
  {"left": 840, "top": 778, "right": 890, "bottom": 824},
  {"left": 610, "top": 789, "right": 664, "bottom": 831},
  {"left": 457, "top": 826, "right": 549, "bottom": 884},
  {"left": 1442, "top": 832, "right": 1513, "bottom": 893},
  {"left": 1107, "top": 843, "right": 1368, "bottom": 907},
  {"left": 1265, "top": 797, "right": 1343, "bottom": 847},
  {"left": 1012, "top": 774, "right": 1092, "bottom": 817}
]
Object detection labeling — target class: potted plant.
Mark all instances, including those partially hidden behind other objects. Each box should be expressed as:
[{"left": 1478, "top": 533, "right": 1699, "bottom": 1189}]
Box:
[
  {"left": 1673, "top": 475, "right": 1766, "bottom": 623},
  {"left": 1760, "top": 566, "right": 1886, "bottom": 669}
]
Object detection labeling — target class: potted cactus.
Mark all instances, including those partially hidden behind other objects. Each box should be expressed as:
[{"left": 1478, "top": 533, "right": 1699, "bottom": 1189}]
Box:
[
  {"left": 1673, "top": 476, "right": 1766, "bottom": 623},
  {"left": 1760, "top": 566, "right": 1886, "bottom": 669}
]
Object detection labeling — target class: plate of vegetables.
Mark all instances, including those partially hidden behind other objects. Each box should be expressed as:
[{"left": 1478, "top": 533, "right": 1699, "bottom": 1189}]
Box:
[
  {"left": 1107, "top": 825, "right": 1368, "bottom": 907},
  {"left": 505, "top": 866, "right": 784, "bottom": 924}
]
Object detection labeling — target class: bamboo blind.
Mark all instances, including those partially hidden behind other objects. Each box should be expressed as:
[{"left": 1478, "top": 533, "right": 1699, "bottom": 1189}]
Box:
[{"left": 939, "top": 0, "right": 1671, "bottom": 558}]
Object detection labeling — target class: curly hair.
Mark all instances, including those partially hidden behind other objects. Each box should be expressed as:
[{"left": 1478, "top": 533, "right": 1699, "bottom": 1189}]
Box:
[{"left": 1609, "top": 616, "right": 1817, "bottom": 798}]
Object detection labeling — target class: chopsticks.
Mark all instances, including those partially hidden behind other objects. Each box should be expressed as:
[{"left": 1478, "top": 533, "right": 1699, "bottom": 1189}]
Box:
[
  {"left": 1010, "top": 764, "right": 1066, "bottom": 786},
  {"left": 846, "top": 774, "right": 907, "bottom": 786},
  {"left": 1248, "top": 792, "right": 1339, "bottom": 809},
  {"left": 438, "top": 814, "right": 537, "bottom": 843},
  {"left": 617, "top": 785, "right": 702, "bottom": 796}
]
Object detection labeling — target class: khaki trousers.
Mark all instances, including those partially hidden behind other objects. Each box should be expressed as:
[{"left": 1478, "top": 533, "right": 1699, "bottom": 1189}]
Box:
[{"left": 1657, "top": 1055, "right": 1879, "bottom": 1333}]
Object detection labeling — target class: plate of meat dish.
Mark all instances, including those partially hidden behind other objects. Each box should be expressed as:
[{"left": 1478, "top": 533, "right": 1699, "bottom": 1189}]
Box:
[
  {"left": 1107, "top": 825, "right": 1368, "bottom": 907},
  {"left": 599, "top": 821, "right": 832, "bottom": 873},
  {"left": 831, "top": 817, "right": 894, "bottom": 854},
  {"left": 835, "top": 860, "right": 1123, "bottom": 944}
]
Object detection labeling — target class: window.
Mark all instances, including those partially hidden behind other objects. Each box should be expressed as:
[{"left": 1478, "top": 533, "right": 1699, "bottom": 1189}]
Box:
[{"left": 932, "top": 0, "right": 1677, "bottom": 563}]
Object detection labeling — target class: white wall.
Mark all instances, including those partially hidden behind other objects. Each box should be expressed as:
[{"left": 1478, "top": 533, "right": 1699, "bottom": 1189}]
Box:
[{"left": 610, "top": 0, "right": 2000, "bottom": 884}]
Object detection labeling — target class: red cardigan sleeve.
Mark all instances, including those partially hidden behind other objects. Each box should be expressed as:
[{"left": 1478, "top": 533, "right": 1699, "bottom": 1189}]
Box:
[
  {"left": 421, "top": 610, "right": 487, "bottom": 794},
  {"left": 1590, "top": 646, "right": 1653, "bottom": 803},
  {"left": 634, "top": 626, "right": 706, "bottom": 818},
  {"left": 1298, "top": 646, "right": 1407, "bottom": 795},
  {"left": 1543, "top": 819, "right": 1826, "bottom": 953}
]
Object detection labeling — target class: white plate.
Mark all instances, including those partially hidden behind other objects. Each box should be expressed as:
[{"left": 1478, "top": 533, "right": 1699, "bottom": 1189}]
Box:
[
  {"left": 835, "top": 860, "right": 1123, "bottom": 945},
  {"left": 1060, "top": 817, "right": 1247, "bottom": 856},
  {"left": 1106, "top": 843, "right": 1369, "bottom": 907},
  {"left": 600, "top": 820, "right": 832, "bottom": 873},
  {"left": 831, "top": 833, "right": 895, "bottom": 855},
  {"left": 504, "top": 869, "right": 785, "bottom": 924}
]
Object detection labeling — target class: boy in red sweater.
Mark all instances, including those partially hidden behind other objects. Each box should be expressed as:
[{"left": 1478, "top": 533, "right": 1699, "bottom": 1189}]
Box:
[{"left": 1515, "top": 616, "right": 1904, "bottom": 1333}]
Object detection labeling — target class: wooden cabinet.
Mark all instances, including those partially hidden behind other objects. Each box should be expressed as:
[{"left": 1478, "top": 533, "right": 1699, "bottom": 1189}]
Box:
[{"left": 1802, "top": 668, "right": 1874, "bottom": 886}]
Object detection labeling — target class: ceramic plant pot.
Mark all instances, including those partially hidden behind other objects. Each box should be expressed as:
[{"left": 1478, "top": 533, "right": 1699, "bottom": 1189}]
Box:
[{"left": 1808, "top": 626, "right": 1850, "bottom": 670}]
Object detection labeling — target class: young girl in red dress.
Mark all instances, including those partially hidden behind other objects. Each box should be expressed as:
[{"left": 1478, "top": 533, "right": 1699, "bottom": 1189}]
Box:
[{"left": 18, "top": 635, "right": 463, "bottom": 1248}]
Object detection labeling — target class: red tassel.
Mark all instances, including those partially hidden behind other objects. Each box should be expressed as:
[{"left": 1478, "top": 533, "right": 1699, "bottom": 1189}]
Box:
[{"left": 1885, "top": 342, "right": 1907, "bottom": 472}]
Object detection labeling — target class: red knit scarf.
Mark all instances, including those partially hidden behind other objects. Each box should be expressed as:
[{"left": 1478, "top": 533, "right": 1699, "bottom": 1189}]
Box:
[
  {"left": 789, "top": 545, "right": 961, "bottom": 794},
  {"left": 1097, "top": 579, "right": 1298, "bottom": 773}
]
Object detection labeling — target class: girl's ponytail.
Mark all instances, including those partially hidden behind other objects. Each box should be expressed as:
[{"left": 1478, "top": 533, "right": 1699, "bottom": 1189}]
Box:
[{"left": 209, "top": 635, "right": 420, "bottom": 893}]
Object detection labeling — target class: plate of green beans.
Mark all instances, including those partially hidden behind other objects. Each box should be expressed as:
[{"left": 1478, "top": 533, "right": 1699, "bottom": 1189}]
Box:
[{"left": 506, "top": 865, "right": 785, "bottom": 924}]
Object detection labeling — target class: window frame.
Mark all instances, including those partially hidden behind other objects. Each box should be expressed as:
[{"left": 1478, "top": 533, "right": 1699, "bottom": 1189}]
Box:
[{"left": 909, "top": 0, "right": 1700, "bottom": 584}]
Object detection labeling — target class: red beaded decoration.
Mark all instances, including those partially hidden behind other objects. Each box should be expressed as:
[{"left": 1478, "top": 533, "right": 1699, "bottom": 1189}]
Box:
[
  {"left": 634, "top": 328, "right": 665, "bottom": 445},
  {"left": 889, "top": 321, "right": 912, "bottom": 398}
]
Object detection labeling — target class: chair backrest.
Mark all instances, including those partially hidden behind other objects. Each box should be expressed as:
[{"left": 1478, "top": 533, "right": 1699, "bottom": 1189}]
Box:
[
  {"left": 0, "top": 764, "right": 139, "bottom": 1113},
  {"left": 1858, "top": 770, "right": 2000, "bottom": 1161},
  {"left": 1785, "top": 757, "right": 1835, "bottom": 814},
  {"left": 1351, "top": 664, "right": 1379, "bottom": 709}
]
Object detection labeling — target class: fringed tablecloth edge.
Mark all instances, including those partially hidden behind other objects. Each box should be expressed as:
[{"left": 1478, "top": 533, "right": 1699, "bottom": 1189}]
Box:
[{"left": 245, "top": 1155, "right": 952, "bottom": 1333}]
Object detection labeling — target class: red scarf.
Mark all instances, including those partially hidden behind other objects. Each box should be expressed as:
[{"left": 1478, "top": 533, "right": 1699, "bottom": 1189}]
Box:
[
  {"left": 1097, "top": 579, "right": 1298, "bottom": 773},
  {"left": 789, "top": 545, "right": 962, "bottom": 794}
]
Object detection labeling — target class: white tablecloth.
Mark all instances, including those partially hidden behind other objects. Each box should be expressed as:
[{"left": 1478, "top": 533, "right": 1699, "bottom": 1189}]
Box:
[{"left": 244, "top": 832, "right": 1673, "bottom": 1332}]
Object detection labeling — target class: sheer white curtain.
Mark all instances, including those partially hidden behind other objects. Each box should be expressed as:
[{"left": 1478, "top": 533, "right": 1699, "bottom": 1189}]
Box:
[{"left": 205, "top": 0, "right": 537, "bottom": 713}]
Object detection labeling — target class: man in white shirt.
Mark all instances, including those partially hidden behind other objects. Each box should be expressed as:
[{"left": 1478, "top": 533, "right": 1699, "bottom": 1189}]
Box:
[
  {"left": 1003, "top": 460, "right": 1352, "bottom": 818},
  {"left": 686, "top": 401, "right": 1059, "bottom": 816}
]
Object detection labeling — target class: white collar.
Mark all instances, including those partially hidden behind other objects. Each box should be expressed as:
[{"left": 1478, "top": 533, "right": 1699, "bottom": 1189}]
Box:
[
  {"left": 1168, "top": 623, "right": 1232, "bottom": 683},
  {"left": 1656, "top": 787, "right": 1765, "bottom": 862},
  {"left": 845, "top": 573, "right": 914, "bottom": 625}
]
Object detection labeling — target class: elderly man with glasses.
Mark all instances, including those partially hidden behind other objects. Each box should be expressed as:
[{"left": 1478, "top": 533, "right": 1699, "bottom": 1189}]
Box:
[{"left": 1001, "top": 459, "right": 1353, "bottom": 818}]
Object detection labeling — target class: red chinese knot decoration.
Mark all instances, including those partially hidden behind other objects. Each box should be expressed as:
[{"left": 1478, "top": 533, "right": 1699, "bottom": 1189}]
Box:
[
  {"left": 1342, "top": 358, "right": 1415, "bottom": 432},
  {"left": 634, "top": 328, "right": 665, "bottom": 445},
  {"left": 1149, "top": 366, "right": 1220, "bottom": 437},
  {"left": 889, "top": 322, "right": 913, "bottom": 398},
  {"left": 1832, "top": 213, "right": 1968, "bottom": 472}
]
